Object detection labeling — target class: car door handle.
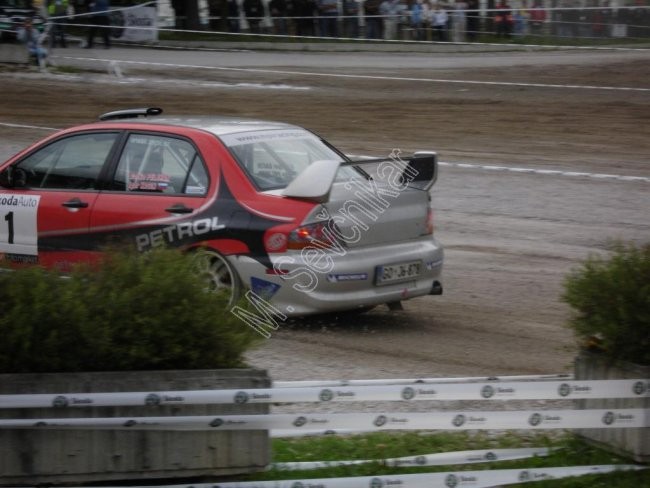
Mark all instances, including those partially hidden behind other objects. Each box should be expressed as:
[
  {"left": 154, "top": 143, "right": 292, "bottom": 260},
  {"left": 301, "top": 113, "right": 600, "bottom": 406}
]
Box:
[
  {"left": 62, "top": 198, "right": 89, "bottom": 209},
  {"left": 165, "top": 204, "right": 194, "bottom": 214}
]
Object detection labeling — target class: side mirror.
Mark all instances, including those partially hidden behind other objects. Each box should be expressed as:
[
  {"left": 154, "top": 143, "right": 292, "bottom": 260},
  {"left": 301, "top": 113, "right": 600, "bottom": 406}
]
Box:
[
  {"left": 0, "top": 167, "right": 14, "bottom": 188},
  {"left": 0, "top": 167, "right": 27, "bottom": 188}
]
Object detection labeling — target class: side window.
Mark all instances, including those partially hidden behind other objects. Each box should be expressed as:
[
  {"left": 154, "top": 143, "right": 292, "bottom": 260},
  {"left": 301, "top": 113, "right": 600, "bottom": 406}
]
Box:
[
  {"left": 16, "top": 132, "right": 118, "bottom": 190},
  {"left": 112, "top": 134, "right": 208, "bottom": 195}
]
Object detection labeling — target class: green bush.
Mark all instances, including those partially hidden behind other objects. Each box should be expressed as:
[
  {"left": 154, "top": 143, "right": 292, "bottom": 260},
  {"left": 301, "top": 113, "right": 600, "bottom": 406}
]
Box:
[
  {"left": 562, "top": 242, "right": 650, "bottom": 365},
  {"left": 0, "top": 248, "right": 262, "bottom": 374}
]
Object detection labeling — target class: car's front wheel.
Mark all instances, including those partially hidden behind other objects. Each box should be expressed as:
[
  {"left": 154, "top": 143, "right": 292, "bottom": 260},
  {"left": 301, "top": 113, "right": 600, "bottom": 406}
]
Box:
[{"left": 192, "top": 249, "right": 242, "bottom": 307}]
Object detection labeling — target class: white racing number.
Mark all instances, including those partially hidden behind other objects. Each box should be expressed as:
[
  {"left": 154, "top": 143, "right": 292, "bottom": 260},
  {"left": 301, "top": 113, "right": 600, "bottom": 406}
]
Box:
[{"left": 0, "top": 193, "right": 40, "bottom": 256}]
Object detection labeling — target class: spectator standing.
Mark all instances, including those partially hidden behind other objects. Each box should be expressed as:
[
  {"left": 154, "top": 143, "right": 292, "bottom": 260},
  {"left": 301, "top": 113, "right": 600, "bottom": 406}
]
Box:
[
  {"left": 529, "top": 0, "right": 546, "bottom": 35},
  {"left": 293, "top": 0, "right": 316, "bottom": 36},
  {"left": 206, "top": 0, "right": 225, "bottom": 30},
  {"left": 553, "top": 0, "right": 572, "bottom": 38},
  {"left": 227, "top": 0, "right": 241, "bottom": 32},
  {"left": 72, "top": 0, "right": 88, "bottom": 14},
  {"left": 493, "top": 0, "right": 513, "bottom": 38},
  {"left": 48, "top": 0, "right": 69, "bottom": 48},
  {"left": 364, "top": 0, "right": 384, "bottom": 38},
  {"left": 170, "top": 0, "right": 188, "bottom": 29},
  {"left": 17, "top": 17, "right": 48, "bottom": 68},
  {"left": 86, "top": 0, "right": 111, "bottom": 49},
  {"left": 410, "top": 0, "right": 427, "bottom": 40},
  {"left": 577, "top": 5, "right": 590, "bottom": 38},
  {"left": 513, "top": 7, "right": 528, "bottom": 36},
  {"left": 343, "top": 0, "right": 360, "bottom": 38},
  {"left": 270, "top": 0, "right": 289, "bottom": 34},
  {"left": 451, "top": 0, "right": 467, "bottom": 42},
  {"left": 243, "top": 0, "right": 265, "bottom": 33},
  {"left": 380, "top": 0, "right": 401, "bottom": 40},
  {"left": 590, "top": 7, "right": 605, "bottom": 37},
  {"left": 317, "top": 0, "right": 338, "bottom": 37},
  {"left": 431, "top": 3, "right": 448, "bottom": 40},
  {"left": 564, "top": 0, "right": 579, "bottom": 38},
  {"left": 465, "top": 0, "right": 479, "bottom": 41}
]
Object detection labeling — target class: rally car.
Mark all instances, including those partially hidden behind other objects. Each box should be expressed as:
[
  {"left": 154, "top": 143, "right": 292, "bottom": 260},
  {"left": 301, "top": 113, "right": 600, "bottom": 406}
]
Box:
[{"left": 0, "top": 108, "right": 443, "bottom": 316}]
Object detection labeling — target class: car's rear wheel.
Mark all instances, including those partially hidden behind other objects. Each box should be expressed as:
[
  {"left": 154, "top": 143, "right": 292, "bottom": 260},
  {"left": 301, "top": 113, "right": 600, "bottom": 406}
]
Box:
[{"left": 192, "top": 250, "right": 242, "bottom": 307}]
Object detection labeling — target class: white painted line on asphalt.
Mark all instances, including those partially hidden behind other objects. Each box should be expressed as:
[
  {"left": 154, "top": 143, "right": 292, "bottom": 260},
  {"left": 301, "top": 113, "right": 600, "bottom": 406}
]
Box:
[
  {"left": 438, "top": 161, "right": 650, "bottom": 183},
  {"left": 52, "top": 56, "right": 650, "bottom": 93},
  {"left": 1, "top": 122, "right": 647, "bottom": 183},
  {"left": 619, "top": 175, "right": 650, "bottom": 182}
]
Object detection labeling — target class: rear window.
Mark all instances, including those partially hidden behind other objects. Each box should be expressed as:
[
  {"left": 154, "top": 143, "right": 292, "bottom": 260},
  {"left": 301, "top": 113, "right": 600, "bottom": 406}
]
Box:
[{"left": 220, "top": 129, "right": 356, "bottom": 191}]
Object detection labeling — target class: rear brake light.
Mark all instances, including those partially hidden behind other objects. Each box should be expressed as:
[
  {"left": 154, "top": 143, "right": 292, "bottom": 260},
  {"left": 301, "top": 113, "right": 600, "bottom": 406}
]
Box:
[{"left": 287, "top": 221, "right": 344, "bottom": 250}]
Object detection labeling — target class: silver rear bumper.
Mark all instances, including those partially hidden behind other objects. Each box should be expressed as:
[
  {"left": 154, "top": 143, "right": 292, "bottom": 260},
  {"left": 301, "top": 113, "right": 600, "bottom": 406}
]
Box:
[{"left": 232, "top": 236, "right": 443, "bottom": 317}]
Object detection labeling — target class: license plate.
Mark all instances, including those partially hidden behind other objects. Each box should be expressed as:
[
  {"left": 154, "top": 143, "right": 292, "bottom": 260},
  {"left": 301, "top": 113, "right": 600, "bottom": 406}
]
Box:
[{"left": 375, "top": 261, "right": 421, "bottom": 285}]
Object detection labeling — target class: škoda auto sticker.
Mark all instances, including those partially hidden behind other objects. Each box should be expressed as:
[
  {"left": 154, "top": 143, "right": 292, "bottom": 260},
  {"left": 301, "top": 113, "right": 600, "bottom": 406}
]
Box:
[{"left": 0, "top": 193, "right": 40, "bottom": 257}]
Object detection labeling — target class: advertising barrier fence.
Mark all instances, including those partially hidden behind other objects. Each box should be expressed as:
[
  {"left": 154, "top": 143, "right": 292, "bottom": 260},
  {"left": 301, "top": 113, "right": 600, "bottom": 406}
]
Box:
[
  {"left": 271, "top": 373, "right": 573, "bottom": 387},
  {"left": 1, "top": 378, "right": 647, "bottom": 409},
  {"left": 0, "top": 374, "right": 647, "bottom": 486},
  {"left": 271, "top": 447, "right": 554, "bottom": 470},
  {"left": 155, "top": 465, "right": 646, "bottom": 488},
  {"left": 1, "top": 408, "right": 646, "bottom": 431}
]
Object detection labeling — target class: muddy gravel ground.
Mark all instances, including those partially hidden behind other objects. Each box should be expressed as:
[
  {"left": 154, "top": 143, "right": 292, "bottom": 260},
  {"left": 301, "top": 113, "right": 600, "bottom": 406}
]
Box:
[{"left": 1, "top": 46, "right": 648, "bottom": 393}]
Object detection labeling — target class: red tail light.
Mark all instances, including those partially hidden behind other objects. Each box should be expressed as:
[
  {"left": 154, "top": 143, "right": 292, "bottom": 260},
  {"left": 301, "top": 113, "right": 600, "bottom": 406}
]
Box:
[
  {"left": 288, "top": 221, "right": 344, "bottom": 250},
  {"left": 263, "top": 221, "right": 345, "bottom": 253}
]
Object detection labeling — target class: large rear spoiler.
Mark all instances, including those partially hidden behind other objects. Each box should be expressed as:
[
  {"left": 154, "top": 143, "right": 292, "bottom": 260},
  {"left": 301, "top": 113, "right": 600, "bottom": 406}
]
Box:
[{"left": 282, "top": 151, "right": 438, "bottom": 203}]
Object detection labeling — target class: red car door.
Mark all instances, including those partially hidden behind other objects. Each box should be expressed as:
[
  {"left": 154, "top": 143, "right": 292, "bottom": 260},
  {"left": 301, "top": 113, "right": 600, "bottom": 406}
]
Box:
[
  {"left": 89, "top": 132, "right": 213, "bottom": 252},
  {"left": 0, "top": 131, "right": 120, "bottom": 268}
]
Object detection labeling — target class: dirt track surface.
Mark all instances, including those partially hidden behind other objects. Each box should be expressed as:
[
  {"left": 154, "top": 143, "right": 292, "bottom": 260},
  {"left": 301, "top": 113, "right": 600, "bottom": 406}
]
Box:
[{"left": 1, "top": 46, "right": 649, "bottom": 384}]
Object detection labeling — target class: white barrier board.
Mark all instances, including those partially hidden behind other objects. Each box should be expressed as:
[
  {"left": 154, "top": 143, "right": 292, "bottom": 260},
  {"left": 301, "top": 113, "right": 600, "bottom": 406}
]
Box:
[
  {"left": 272, "top": 447, "right": 553, "bottom": 470},
  {"left": 1, "top": 379, "right": 648, "bottom": 409},
  {"left": 32, "top": 465, "right": 645, "bottom": 488},
  {"left": 0, "top": 408, "right": 646, "bottom": 430}
]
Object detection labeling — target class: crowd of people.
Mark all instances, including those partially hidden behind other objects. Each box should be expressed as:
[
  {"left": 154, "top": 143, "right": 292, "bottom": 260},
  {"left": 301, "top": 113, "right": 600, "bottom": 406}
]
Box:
[
  {"left": 14, "top": 0, "right": 650, "bottom": 68},
  {"left": 226, "top": 0, "right": 485, "bottom": 41},
  {"left": 217, "top": 0, "right": 650, "bottom": 42}
]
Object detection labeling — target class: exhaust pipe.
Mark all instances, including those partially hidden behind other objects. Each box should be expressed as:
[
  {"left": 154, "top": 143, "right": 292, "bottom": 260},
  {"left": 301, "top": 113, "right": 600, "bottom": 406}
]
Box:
[{"left": 430, "top": 281, "right": 443, "bottom": 295}]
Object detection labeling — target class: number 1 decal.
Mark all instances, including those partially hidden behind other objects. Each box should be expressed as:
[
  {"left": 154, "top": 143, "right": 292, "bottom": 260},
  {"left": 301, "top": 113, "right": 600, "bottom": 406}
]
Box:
[
  {"left": 0, "top": 194, "right": 40, "bottom": 256},
  {"left": 4, "top": 211, "right": 14, "bottom": 244}
]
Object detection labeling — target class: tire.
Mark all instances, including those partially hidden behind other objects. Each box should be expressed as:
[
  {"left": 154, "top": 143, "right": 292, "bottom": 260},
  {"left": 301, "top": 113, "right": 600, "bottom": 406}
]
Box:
[{"left": 192, "top": 249, "right": 242, "bottom": 308}]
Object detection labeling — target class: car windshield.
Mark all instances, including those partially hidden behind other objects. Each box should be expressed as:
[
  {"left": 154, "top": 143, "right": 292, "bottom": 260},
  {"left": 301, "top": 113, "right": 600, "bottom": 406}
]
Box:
[{"left": 220, "top": 129, "right": 357, "bottom": 191}]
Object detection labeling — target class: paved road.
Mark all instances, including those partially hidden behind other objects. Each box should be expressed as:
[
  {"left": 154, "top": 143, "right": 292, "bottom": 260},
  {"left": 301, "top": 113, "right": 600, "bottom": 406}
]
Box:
[
  {"left": 44, "top": 44, "right": 650, "bottom": 88},
  {"left": 49, "top": 44, "right": 650, "bottom": 71}
]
